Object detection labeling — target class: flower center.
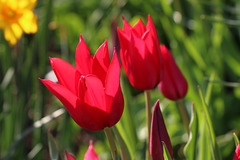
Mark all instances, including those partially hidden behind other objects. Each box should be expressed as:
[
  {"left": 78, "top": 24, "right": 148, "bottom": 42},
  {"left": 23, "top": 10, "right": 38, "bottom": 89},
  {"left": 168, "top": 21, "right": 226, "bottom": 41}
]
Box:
[{"left": 1, "top": 2, "right": 22, "bottom": 23}]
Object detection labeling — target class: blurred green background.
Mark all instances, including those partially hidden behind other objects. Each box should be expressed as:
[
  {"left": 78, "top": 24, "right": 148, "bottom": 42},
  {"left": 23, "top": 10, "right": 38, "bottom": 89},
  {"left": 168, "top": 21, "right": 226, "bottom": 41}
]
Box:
[{"left": 1, "top": 0, "right": 240, "bottom": 159}]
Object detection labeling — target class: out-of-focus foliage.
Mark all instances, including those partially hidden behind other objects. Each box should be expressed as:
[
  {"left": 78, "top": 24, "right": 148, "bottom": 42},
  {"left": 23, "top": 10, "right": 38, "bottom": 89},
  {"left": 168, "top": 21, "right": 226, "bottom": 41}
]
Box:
[{"left": 1, "top": 0, "right": 240, "bottom": 159}]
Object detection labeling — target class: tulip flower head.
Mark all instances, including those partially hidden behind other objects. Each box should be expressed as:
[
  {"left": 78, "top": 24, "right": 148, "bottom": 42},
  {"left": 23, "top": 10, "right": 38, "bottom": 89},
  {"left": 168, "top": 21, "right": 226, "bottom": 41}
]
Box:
[
  {"left": 150, "top": 100, "right": 173, "bottom": 160},
  {"left": 40, "top": 35, "right": 124, "bottom": 131},
  {"left": 0, "top": 0, "right": 38, "bottom": 45},
  {"left": 117, "top": 15, "right": 164, "bottom": 90},
  {"left": 234, "top": 144, "right": 240, "bottom": 160},
  {"left": 158, "top": 45, "right": 188, "bottom": 101}
]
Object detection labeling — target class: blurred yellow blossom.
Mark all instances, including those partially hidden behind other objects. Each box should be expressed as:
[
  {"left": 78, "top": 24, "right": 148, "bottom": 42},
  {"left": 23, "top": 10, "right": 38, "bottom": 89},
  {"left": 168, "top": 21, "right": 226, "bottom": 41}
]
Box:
[{"left": 0, "top": 0, "right": 38, "bottom": 45}]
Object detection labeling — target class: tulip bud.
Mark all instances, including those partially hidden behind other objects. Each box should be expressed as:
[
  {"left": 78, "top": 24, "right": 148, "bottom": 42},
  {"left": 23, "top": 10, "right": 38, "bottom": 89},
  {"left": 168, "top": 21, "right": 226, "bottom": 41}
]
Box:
[
  {"left": 84, "top": 140, "right": 100, "bottom": 160},
  {"left": 158, "top": 45, "right": 188, "bottom": 101},
  {"left": 150, "top": 100, "right": 173, "bottom": 160},
  {"left": 65, "top": 151, "right": 76, "bottom": 160},
  {"left": 117, "top": 15, "right": 164, "bottom": 90}
]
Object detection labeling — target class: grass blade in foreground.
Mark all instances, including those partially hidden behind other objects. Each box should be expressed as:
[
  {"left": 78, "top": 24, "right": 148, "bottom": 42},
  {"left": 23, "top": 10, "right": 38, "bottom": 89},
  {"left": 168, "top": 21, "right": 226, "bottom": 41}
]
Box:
[
  {"left": 48, "top": 131, "right": 58, "bottom": 160},
  {"left": 184, "top": 103, "right": 198, "bottom": 160}
]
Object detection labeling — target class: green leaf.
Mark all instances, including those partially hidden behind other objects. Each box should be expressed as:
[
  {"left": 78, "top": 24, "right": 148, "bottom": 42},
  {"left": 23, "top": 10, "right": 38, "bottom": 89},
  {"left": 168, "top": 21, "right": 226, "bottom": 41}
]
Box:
[
  {"left": 184, "top": 104, "right": 198, "bottom": 160},
  {"left": 162, "top": 141, "right": 173, "bottom": 160},
  {"left": 198, "top": 86, "right": 222, "bottom": 160},
  {"left": 205, "top": 72, "right": 215, "bottom": 105},
  {"left": 198, "top": 121, "right": 212, "bottom": 160},
  {"left": 48, "top": 131, "right": 58, "bottom": 160},
  {"left": 112, "top": 126, "right": 131, "bottom": 160}
]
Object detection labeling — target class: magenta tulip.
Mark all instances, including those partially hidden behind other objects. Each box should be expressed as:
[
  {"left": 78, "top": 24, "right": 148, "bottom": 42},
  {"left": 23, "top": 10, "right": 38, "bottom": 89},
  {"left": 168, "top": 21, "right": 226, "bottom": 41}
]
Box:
[
  {"left": 158, "top": 45, "right": 188, "bottom": 101},
  {"left": 150, "top": 100, "right": 173, "bottom": 160},
  {"left": 40, "top": 35, "right": 124, "bottom": 132},
  {"left": 65, "top": 141, "right": 100, "bottom": 160},
  {"left": 117, "top": 15, "right": 164, "bottom": 90},
  {"left": 84, "top": 141, "right": 100, "bottom": 160},
  {"left": 234, "top": 144, "right": 240, "bottom": 160}
]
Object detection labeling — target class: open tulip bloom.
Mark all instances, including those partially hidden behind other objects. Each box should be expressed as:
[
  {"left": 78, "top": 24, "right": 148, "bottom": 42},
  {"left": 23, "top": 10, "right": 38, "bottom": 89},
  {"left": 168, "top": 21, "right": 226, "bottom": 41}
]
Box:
[
  {"left": 117, "top": 15, "right": 164, "bottom": 90},
  {"left": 40, "top": 35, "right": 124, "bottom": 132}
]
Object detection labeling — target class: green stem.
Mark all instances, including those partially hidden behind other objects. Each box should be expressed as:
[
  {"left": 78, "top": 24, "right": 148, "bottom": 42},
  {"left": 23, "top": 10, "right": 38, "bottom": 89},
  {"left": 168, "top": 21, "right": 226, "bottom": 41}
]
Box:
[
  {"left": 177, "top": 100, "right": 190, "bottom": 135},
  {"left": 144, "top": 90, "right": 152, "bottom": 160},
  {"left": 104, "top": 127, "right": 118, "bottom": 159}
]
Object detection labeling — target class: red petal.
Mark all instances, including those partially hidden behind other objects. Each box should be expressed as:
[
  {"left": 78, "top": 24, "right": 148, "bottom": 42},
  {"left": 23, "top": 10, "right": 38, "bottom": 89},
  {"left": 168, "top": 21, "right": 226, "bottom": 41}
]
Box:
[
  {"left": 75, "top": 35, "right": 93, "bottom": 74},
  {"left": 92, "top": 40, "right": 110, "bottom": 84},
  {"left": 133, "top": 19, "right": 146, "bottom": 38},
  {"left": 65, "top": 151, "right": 76, "bottom": 160},
  {"left": 234, "top": 144, "right": 240, "bottom": 160},
  {"left": 84, "top": 141, "right": 100, "bottom": 160},
  {"left": 50, "top": 57, "right": 80, "bottom": 94},
  {"left": 122, "top": 15, "right": 132, "bottom": 35},
  {"left": 105, "top": 50, "right": 124, "bottom": 126},
  {"left": 150, "top": 100, "right": 173, "bottom": 160},
  {"left": 39, "top": 78, "right": 79, "bottom": 111},
  {"left": 78, "top": 75, "right": 106, "bottom": 111}
]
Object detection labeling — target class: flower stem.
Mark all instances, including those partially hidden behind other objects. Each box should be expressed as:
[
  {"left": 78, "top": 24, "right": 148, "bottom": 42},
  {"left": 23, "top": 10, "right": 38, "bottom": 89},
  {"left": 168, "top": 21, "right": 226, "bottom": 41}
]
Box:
[
  {"left": 144, "top": 90, "right": 152, "bottom": 160},
  {"left": 104, "top": 127, "right": 118, "bottom": 159},
  {"left": 177, "top": 100, "right": 190, "bottom": 135}
]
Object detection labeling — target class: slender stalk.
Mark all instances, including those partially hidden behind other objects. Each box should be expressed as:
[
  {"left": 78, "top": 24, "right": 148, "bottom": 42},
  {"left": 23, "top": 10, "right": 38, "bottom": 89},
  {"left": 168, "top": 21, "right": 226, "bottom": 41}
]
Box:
[
  {"left": 104, "top": 127, "right": 118, "bottom": 159},
  {"left": 144, "top": 90, "right": 152, "bottom": 160},
  {"left": 177, "top": 100, "right": 190, "bottom": 135}
]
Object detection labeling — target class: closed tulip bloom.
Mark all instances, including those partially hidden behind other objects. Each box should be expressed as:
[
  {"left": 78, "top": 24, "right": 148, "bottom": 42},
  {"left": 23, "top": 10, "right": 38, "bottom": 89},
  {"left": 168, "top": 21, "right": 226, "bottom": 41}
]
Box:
[
  {"left": 158, "top": 45, "right": 188, "bottom": 101},
  {"left": 234, "top": 144, "right": 240, "bottom": 160},
  {"left": 84, "top": 141, "right": 100, "bottom": 160},
  {"left": 150, "top": 100, "right": 173, "bottom": 160},
  {"left": 40, "top": 35, "right": 124, "bottom": 132},
  {"left": 117, "top": 15, "right": 164, "bottom": 90}
]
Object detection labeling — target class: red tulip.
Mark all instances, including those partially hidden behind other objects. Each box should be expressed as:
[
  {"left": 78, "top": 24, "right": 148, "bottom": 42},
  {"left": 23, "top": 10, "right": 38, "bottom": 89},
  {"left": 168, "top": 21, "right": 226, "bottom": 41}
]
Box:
[
  {"left": 40, "top": 35, "right": 124, "bottom": 131},
  {"left": 65, "top": 151, "right": 76, "bottom": 160},
  {"left": 158, "top": 45, "right": 188, "bottom": 101},
  {"left": 117, "top": 15, "right": 164, "bottom": 90},
  {"left": 150, "top": 100, "right": 173, "bottom": 160},
  {"left": 84, "top": 140, "right": 100, "bottom": 160},
  {"left": 234, "top": 144, "right": 240, "bottom": 160}
]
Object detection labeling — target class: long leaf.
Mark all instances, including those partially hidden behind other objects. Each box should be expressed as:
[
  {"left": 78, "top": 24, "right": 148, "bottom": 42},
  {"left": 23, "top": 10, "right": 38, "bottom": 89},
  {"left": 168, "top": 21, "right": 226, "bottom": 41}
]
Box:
[
  {"left": 198, "top": 86, "right": 221, "bottom": 160},
  {"left": 184, "top": 103, "right": 198, "bottom": 160},
  {"left": 48, "top": 131, "right": 58, "bottom": 160}
]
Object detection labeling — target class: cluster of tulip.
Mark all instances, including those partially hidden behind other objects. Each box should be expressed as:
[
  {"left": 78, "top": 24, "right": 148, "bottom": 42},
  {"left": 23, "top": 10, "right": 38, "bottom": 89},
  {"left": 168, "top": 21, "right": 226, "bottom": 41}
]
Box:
[{"left": 40, "top": 15, "right": 240, "bottom": 160}]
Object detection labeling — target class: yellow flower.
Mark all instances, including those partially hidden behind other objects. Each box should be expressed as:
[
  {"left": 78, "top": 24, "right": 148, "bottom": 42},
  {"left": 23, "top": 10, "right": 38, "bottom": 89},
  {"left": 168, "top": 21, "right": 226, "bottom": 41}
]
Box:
[{"left": 0, "top": 0, "right": 38, "bottom": 45}]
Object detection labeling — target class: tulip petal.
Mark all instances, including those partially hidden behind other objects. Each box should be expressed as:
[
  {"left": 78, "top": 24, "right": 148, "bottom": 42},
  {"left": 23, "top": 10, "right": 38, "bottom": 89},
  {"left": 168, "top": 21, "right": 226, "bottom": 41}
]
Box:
[
  {"left": 84, "top": 141, "right": 100, "bottom": 160},
  {"left": 133, "top": 19, "right": 146, "bottom": 38},
  {"left": 75, "top": 35, "right": 93, "bottom": 74},
  {"left": 122, "top": 16, "right": 132, "bottom": 35},
  {"left": 78, "top": 75, "right": 106, "bottom": 111},
  {"left": 92, "top": 40, "right": 110, "bottom": 84},
  {"left": 50, "top": 58, "right": 80, "bottom": 94},
  {"left": 40, "top": 78, "right": 107, "bottom": 131},
  {"left": 105, "top": 51, "right": 124, "bottom": 126},
  {"left": 234, "top": 144, "right": 240, "bottom": 160},
  {"left": 150, "top": 100, "right": 173, "bottom": 160},
  {"left": 65, "top": 151, "right": 76, "bottom": 160}
]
